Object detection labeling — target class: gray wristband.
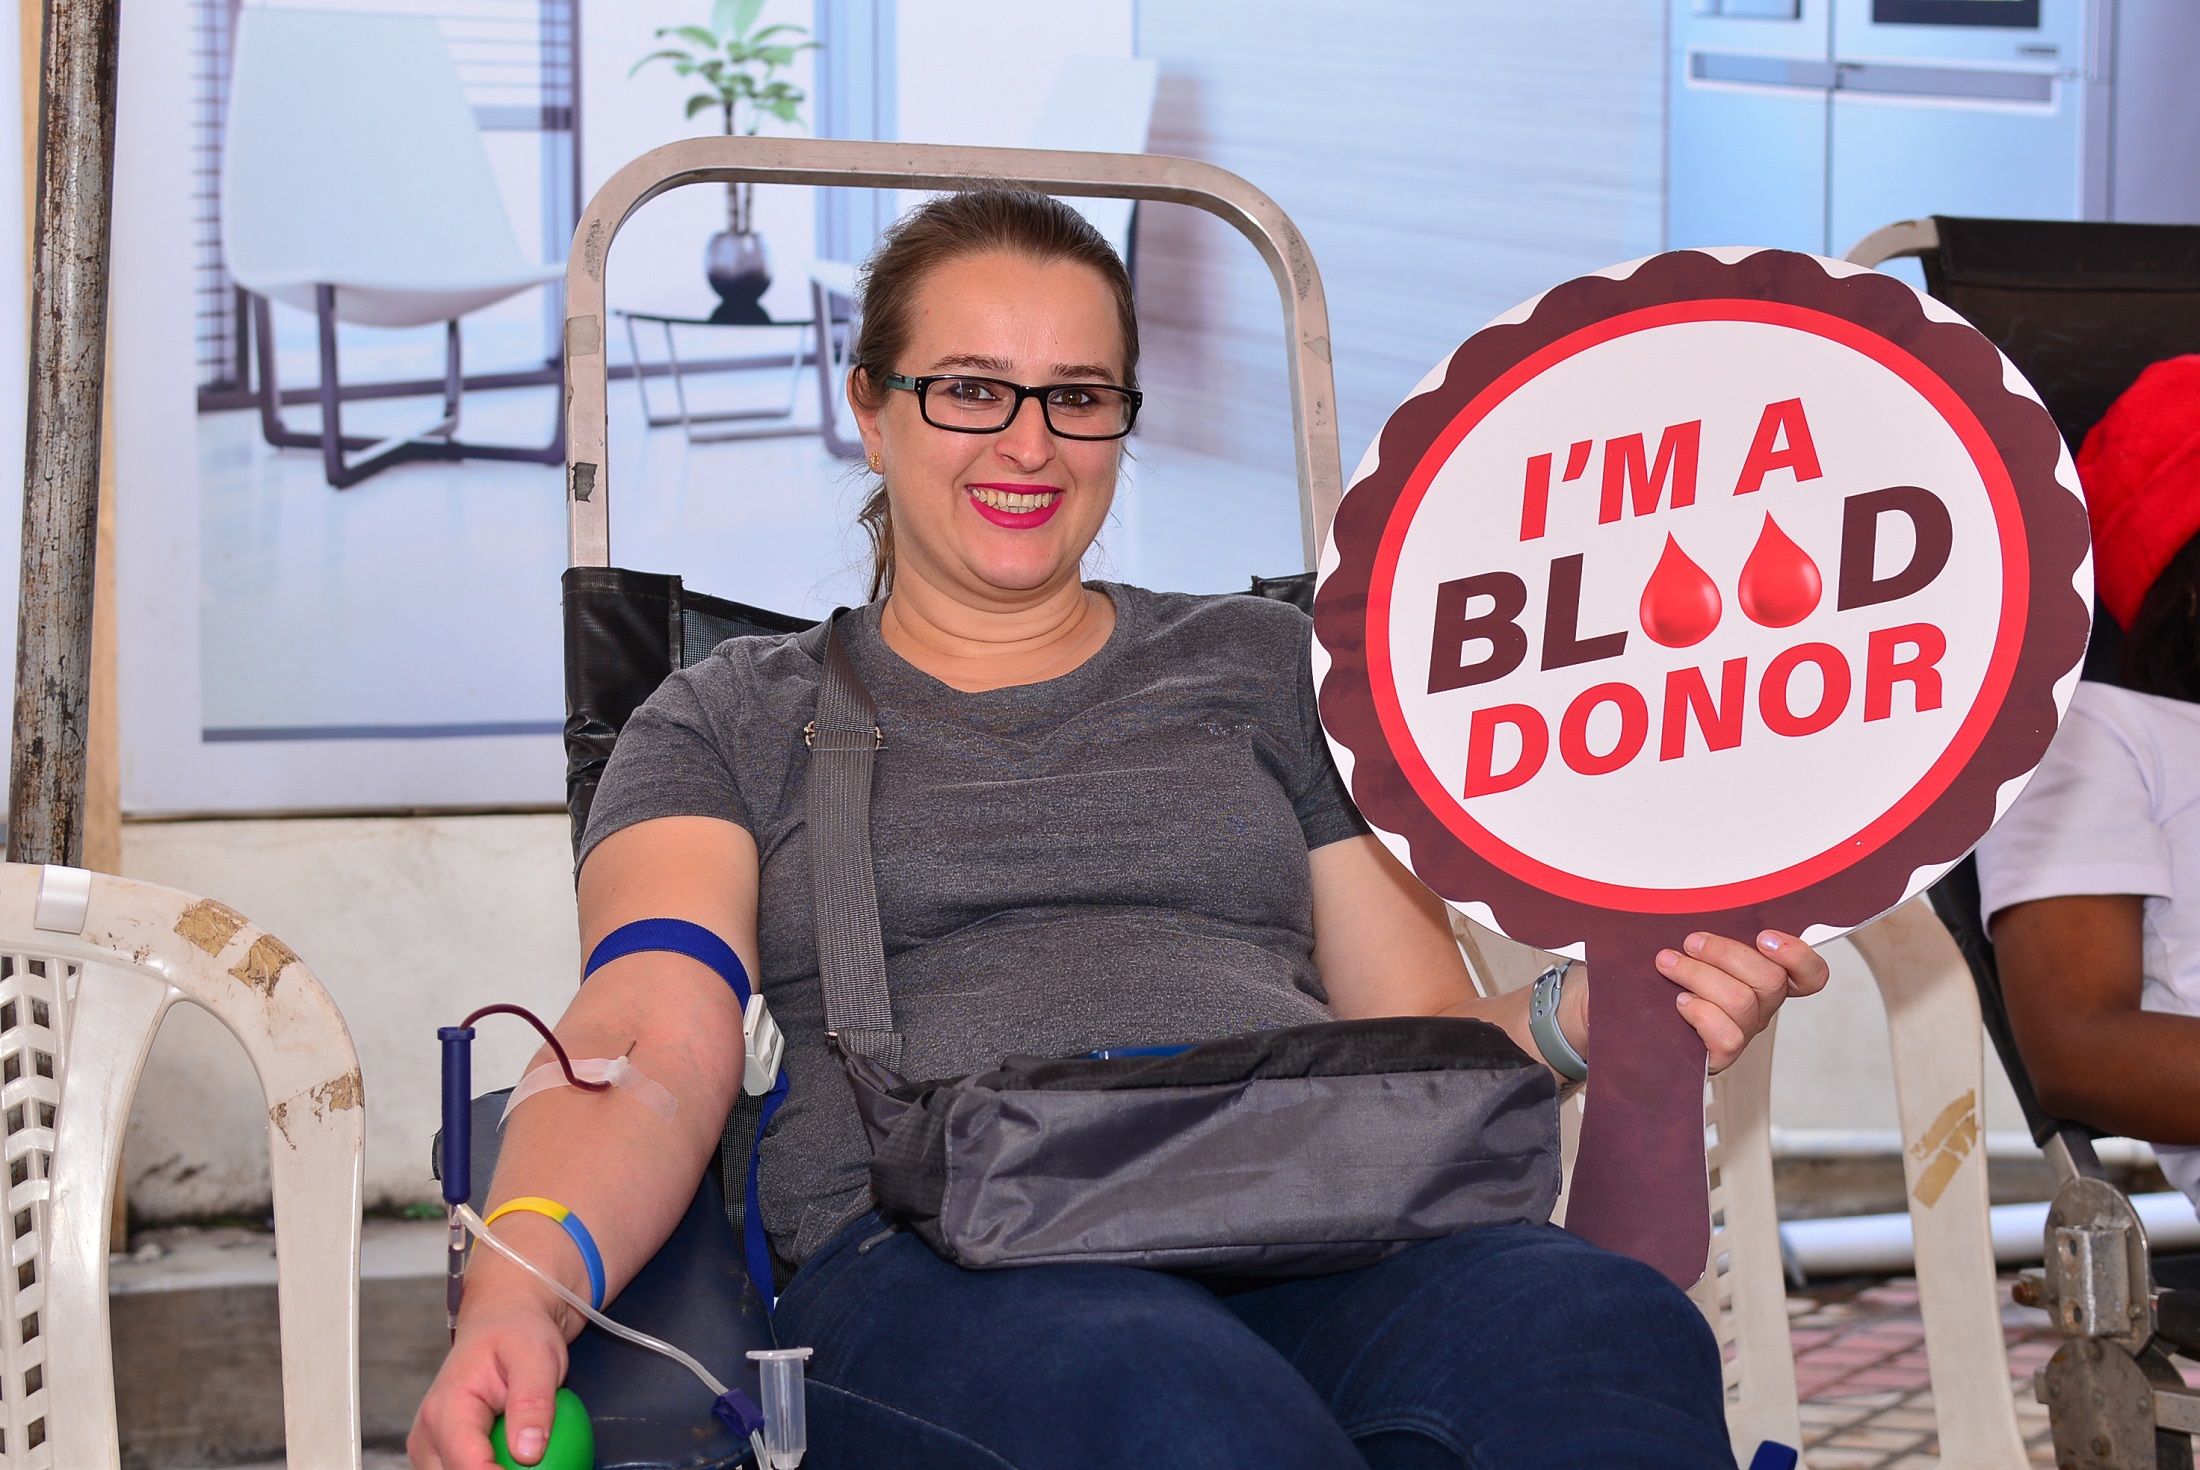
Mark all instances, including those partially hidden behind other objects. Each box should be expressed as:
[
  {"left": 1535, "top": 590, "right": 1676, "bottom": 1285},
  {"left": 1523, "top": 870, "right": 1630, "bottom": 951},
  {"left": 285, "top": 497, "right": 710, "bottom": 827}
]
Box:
[{"left": 1528, "top": 961, "right": 1587, "bottom": 1083}]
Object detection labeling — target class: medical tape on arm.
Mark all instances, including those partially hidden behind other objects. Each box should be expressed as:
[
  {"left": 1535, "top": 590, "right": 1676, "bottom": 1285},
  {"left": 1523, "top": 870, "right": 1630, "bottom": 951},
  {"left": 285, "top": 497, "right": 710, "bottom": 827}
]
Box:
[{"left": 500, "top": 1054, "right": 679, "bottom": 1127}]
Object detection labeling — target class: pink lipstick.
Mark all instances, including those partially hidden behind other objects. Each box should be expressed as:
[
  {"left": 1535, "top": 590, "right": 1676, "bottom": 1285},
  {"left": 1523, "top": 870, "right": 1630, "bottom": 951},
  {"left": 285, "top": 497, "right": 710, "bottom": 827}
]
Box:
[{"left": 966, "top": 482, "right": 1064, "bottom": 529}]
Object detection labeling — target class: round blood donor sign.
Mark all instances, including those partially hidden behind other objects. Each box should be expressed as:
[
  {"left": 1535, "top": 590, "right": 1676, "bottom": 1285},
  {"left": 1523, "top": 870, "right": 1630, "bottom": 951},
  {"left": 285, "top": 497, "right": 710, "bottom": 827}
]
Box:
[
  {"left": 1318, "top": 247, "right": 2090, "bottom": 946},
  {"left": 1314, "top": 248, "right": 2091, "bottom": 1282}
]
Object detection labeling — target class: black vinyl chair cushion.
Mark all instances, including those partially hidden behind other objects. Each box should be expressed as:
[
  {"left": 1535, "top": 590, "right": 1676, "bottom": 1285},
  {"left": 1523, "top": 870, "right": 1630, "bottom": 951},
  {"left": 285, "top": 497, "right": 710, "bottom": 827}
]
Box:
[
  {"left": 1925, "top": 216, "right": 2200, "bottom": 454},
  {"left": 563, "top": 566, "right": 816, "bottom": 856},
  {"left": 443, "top": 1090, "right": 770, "bottom": 1470}
]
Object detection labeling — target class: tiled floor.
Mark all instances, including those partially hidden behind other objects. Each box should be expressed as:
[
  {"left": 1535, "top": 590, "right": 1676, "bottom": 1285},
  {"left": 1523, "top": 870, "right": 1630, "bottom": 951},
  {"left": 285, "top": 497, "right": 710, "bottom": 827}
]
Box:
[{"left": 1787, "top": 1273, "right": 2185, "bottom": 1469}]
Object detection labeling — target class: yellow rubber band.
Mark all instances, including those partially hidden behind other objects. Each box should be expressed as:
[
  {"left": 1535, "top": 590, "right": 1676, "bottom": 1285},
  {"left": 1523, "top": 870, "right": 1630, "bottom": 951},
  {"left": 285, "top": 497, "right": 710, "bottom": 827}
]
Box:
[{"left": 484, "top": 1195, "right": 571, "bottom": 1227}]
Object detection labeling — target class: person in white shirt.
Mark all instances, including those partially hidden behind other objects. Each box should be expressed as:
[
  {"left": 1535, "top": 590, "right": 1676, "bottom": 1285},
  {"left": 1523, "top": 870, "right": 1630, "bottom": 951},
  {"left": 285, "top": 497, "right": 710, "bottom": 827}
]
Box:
[{"left": 1976, "top": 353, "right": 2200, "bottom": 1217}]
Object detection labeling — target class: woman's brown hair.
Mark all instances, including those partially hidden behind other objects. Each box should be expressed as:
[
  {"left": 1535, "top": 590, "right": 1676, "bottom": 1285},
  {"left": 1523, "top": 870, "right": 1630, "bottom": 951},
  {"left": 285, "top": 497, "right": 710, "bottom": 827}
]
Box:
[{"left": 848, "top": 187, "right": 1139, "bottom": 598}]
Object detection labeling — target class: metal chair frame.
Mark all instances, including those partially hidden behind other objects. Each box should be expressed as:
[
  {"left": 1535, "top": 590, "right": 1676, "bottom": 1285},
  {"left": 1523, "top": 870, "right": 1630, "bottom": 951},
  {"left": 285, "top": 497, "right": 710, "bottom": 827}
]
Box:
[{"left": 560, "top": 137, "right": 1342, "bottom": 575}]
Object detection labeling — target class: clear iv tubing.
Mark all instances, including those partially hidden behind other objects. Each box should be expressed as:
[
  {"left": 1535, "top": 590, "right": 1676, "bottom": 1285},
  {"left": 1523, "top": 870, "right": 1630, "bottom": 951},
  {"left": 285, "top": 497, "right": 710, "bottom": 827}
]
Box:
[{"left": 456, "top": 1204, "right": 773, "bottom": 1465}]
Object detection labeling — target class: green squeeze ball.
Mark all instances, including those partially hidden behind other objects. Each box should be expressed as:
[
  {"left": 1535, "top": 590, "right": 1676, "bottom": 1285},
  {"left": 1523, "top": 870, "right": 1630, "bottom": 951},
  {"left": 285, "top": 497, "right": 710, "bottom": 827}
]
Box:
[{"left": 490, "top": 1387, "right": 593, "bottom": 1470}]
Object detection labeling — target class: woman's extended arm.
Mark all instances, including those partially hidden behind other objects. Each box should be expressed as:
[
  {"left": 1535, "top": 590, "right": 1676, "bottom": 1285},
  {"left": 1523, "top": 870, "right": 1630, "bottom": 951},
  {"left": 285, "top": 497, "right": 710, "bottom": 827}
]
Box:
[
  {"left": 1309, "top": 835, "right": 1826, "bottom": 1075},
  {"left": 409, "top": 816, "right": 759, "bottom": 1470},
  {"left": 1993, "top": 893, "right": 2200, "bottom": 1144}
]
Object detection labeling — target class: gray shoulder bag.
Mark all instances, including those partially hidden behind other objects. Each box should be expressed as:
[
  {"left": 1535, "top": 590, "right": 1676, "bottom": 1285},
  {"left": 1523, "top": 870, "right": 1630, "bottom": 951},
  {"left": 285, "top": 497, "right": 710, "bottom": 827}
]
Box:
[{"left": 804, "top": 614, "right": 1562, "bottom": 1277}]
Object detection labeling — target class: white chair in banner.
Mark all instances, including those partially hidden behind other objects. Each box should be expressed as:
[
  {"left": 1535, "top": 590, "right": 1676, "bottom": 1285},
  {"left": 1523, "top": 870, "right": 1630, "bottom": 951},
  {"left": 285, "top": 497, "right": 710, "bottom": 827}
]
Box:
[
  {"left": 1453, "top": 914, "right": 1804, "bottom": 1465},
  {"left": 806, "top": 54, "right": 1161, "bottom": 458},
  {"left": 12, "top": 864, "right": 363, "bottom": 1467},
  {"left": 221, "top": 8, "right": 565, "bottom": 488}
]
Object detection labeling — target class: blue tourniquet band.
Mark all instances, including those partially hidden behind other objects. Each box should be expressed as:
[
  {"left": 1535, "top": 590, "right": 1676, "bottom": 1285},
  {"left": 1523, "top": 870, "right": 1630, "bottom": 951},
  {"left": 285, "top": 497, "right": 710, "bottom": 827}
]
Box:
[
  {"left": 582, "top": 917, "right": 785, "bottom": 1308},
  {"left": 586, "top": 917, "right": 753, "bottom": 1007},
  {"left": 746, "top": 1074, "right": 791, "bottom": 1306}
]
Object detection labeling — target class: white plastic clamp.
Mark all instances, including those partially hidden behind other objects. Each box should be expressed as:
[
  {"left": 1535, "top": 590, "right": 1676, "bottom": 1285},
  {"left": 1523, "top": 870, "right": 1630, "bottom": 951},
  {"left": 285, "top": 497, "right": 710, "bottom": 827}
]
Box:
[{"left": 743, "top": 993, "right": 784, "bottom": 1096}]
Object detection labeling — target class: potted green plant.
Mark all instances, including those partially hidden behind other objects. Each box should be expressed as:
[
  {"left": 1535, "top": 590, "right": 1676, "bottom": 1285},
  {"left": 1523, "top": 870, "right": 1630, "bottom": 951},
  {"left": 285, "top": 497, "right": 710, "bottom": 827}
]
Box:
[{"left": 632, "top": 0, "right": 818, "bottom": 323}]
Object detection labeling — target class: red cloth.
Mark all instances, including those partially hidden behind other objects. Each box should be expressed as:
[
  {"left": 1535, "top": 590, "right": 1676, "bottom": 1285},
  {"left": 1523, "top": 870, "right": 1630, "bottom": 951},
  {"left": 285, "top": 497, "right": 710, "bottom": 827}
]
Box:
[{"left": 2077, "top": 354, "right": 2200, "bottom": 627}]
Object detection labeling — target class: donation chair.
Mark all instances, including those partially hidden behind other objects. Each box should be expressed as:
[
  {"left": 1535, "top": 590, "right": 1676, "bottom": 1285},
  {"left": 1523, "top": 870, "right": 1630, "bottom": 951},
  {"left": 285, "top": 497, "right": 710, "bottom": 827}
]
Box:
[
  {"left": 221, "top": 8, "right": 566, "bottom": 489},
  {"left": 511, "top": 136, "right": 1815, "bottom": 1469},
  {"left": 1, "top": 863, "right": 364, "bottom": 1467},
  {"left": 1848, "top": 215, "right": 2200, "bottom": 1468}
]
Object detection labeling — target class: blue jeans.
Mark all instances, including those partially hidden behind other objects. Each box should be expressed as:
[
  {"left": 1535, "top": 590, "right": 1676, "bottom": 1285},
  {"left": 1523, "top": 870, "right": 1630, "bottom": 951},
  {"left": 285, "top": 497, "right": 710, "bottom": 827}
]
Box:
[{"left": 772, "top": 1215, "right": 1732, "bottom": 1469}]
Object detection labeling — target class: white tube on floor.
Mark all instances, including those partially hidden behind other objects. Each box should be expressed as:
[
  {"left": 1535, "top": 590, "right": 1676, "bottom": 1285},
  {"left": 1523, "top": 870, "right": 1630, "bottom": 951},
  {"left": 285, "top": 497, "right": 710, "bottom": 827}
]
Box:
[{"left": 1783, "top": 1191, "right": 2200, "bottom": 1279}]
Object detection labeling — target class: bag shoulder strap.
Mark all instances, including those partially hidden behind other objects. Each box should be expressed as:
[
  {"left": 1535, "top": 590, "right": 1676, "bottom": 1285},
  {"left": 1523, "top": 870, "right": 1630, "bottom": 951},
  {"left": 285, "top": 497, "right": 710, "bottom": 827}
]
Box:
[{"left": 803, "top": 611, "right": 903, "bottom": 1069}]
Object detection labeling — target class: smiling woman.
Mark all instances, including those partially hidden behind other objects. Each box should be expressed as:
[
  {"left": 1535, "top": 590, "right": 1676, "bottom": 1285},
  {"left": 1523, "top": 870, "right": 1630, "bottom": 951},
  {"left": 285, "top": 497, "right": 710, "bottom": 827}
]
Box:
[
  {"left": 842, "top": 189, "right": 1141, "bottom": 601},
  {"left": 410, "top": 189, "right": 1829, "bottom": 1470},
  {"left": 846, "top": 244, "right": 1129, "bottom": 689}
]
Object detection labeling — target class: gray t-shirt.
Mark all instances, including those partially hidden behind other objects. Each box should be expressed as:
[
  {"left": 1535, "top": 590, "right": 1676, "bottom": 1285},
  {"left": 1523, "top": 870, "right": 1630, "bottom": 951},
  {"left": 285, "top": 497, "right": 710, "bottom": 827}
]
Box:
[{"left": 581, "top": 582, "right": 1368, "bottom": 1264}]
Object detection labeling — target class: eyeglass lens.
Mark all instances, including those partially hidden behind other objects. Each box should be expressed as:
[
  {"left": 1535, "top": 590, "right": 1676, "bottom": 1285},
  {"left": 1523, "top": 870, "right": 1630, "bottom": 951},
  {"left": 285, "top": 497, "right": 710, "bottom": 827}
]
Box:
[{"left": 921, "top": 377, "right": 1135, "bottom": 439}]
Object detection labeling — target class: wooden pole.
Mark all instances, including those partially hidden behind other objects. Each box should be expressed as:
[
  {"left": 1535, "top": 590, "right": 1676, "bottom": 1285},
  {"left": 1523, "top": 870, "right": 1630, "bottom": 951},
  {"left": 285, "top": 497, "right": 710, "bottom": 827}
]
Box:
[
  {"left": 8, "top": 0, "right": 120, "bottom": 868},
  {"left": 25, "top": 0, "right": 124, "bottom": 1249},
  {"left": 21, "top": 0, "right": 118, "bottom": 879}
]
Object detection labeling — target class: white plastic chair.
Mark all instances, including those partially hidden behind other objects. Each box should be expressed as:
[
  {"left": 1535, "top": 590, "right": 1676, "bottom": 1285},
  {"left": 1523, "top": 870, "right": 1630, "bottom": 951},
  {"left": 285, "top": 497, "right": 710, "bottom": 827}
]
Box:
[
  {"left": 220, "top": 7, "right": 564, "bottom": 487},
  {"left": 11, "top": 863, "right": 362, "bottom": 1467},
  {"left": 1825, "top": 218, "right": 2042, "bottom": 1465},
  {"left": 1454, "top": 913, "right": 1804, "bottom": 1464},
  {"left": 1848, "top": 898, "right": 2030, "bottom": 1466}
]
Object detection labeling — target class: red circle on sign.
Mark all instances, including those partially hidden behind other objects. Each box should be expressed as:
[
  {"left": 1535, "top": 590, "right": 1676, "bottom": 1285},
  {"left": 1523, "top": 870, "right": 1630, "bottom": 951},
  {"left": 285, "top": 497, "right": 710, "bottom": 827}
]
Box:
[{"left": 1360, "top": 297, "right": 2030, "bottom": 913}]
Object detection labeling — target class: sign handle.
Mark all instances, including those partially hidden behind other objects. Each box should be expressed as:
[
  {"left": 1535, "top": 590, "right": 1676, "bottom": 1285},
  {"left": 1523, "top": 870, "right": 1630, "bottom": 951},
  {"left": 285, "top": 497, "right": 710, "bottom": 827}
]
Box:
[{"left": 1562, "top": 935, "right": 1713, "bottom": 1287}]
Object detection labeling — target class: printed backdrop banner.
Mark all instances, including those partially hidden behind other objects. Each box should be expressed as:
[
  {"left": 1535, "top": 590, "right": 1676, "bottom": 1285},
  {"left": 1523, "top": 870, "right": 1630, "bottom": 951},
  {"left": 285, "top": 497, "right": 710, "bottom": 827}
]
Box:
[{"left": 1313, "top": 247, "right": 2092, "bottom": 1284}]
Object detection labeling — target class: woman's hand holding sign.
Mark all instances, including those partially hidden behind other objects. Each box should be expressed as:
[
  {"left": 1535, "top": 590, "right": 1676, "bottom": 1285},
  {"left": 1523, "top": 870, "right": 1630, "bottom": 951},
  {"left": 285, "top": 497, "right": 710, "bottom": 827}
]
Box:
[
  {"left": 1501, "top": 926, "right": 1831, "bottom": 1079},
  {"left": 1313, "top": 835, "right": 1828, "bottom": 1079},
  {"left": 1657, "top": 929, "right": 1829, "bottom": 1073}
]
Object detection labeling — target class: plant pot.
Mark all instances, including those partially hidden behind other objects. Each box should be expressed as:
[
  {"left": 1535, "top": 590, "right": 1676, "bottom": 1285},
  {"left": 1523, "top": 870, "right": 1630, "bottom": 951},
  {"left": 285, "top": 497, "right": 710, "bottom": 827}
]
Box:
[{"left": 705, "top": 230, "right": 773, "bottom": 325}]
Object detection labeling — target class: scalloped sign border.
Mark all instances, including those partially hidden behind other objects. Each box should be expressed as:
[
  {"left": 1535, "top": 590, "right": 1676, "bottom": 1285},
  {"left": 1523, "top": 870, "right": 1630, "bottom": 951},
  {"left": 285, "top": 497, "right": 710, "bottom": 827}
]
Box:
[{"left": 1315, "top": 248, "right": 2093, "bottom": 956}]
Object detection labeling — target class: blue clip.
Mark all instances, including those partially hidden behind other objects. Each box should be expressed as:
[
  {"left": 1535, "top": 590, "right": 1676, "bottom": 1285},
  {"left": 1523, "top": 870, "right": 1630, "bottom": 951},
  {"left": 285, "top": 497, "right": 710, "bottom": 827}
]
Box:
[
  {"left": 712, "top": 1386, "right": 767, "bottom": 1438},
  {"left": 1747, "top": 1443, "right": 1800, "bottom": 1470}
]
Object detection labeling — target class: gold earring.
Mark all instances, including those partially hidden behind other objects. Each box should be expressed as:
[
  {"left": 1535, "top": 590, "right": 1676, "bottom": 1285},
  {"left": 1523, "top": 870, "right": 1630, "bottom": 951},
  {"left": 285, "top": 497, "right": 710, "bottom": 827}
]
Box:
[{"left": 867, "top": 452, "right": 882, "bottom": 473}]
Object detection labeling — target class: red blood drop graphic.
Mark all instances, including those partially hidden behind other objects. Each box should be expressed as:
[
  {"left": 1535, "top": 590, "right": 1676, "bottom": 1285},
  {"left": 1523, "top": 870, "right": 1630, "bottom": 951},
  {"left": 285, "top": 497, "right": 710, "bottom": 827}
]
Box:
[
  {"left": 1639, "top": 535, "right": 1722, "bottom": 648},
  {"left": 1737, "top": 514, "right": 1824, "bottom": 629}
]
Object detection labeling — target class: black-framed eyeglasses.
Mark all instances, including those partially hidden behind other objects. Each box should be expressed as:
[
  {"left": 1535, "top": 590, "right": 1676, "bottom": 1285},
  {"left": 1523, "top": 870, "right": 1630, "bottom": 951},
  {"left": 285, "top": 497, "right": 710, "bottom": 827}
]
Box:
[{"left": 881, "top": 373, "right": 1142, "bottom": 441}]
